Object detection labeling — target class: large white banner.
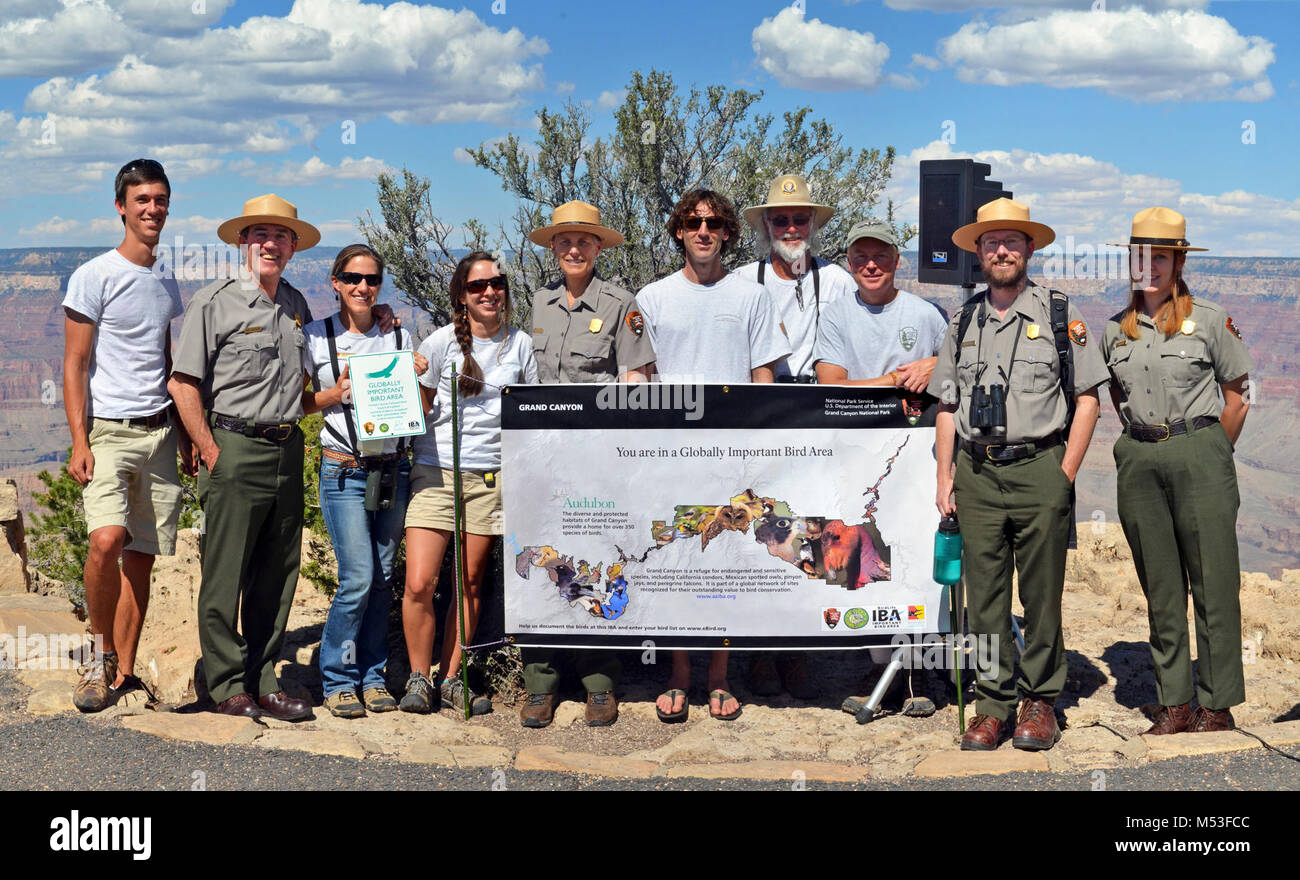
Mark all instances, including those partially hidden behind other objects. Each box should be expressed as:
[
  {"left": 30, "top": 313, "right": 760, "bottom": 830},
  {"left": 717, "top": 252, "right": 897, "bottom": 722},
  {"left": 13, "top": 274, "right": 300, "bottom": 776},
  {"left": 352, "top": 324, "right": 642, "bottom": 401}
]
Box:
[{"left": 501, "top": 384, "right": 948, "bottom": 650}]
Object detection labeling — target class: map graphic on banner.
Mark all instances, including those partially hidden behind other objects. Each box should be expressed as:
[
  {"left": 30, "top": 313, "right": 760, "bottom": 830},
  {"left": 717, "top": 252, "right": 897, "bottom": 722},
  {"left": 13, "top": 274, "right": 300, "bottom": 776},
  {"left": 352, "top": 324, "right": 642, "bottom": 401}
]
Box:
[{"left": 502, "top": 385, "right": 947, "bottom": 650}]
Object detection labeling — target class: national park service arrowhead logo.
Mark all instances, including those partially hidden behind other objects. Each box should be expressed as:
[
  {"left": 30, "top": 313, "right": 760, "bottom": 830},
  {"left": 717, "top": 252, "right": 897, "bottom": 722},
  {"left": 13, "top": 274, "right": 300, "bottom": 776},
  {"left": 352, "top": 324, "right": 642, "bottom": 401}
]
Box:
[
  {"left": 1226, "top": 316, "right": 1242, "bottom": 340},
  {"left": 824, "top": 608, "right": 841, "bottom": 629},
  {"left": 900, "top": 326, "right": 918, "bottom": 352}
]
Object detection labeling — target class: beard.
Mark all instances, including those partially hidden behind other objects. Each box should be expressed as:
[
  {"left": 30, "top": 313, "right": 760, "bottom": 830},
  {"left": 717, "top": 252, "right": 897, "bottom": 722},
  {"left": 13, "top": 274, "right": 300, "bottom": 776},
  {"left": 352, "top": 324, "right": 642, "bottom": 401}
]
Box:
[
  {"left": 982, "top": 255, "right": 1027, "bottom": 289},
  {"left": 766, "top": 223, "right": 816, "bottom": 273}
]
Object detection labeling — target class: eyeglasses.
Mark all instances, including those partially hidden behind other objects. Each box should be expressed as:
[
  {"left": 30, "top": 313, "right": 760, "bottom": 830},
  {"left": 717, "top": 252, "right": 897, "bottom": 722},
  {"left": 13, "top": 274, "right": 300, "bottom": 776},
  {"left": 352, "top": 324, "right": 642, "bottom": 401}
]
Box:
[
  {"left": 682, "top": 216, "right": 725, "bottom": 231},
  {"left": 769, "top": 214, "right": 811, "bottom": 229},
  {"left": 979, "top": 235, "right": 1028, "bottom": 253},
  {"left": 465, "top": 275, "right": 509, "bottom": 293},
  {"left": 336, "top": 272, "right": 382, "bottom": 286}
]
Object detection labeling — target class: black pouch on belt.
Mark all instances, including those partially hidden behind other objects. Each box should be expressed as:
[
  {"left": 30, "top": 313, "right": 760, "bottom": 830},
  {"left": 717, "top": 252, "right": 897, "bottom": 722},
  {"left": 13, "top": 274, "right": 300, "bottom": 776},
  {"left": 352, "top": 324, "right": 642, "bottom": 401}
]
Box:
[{"left": 364, "top": 459, "right": 398, "bottom": 512}]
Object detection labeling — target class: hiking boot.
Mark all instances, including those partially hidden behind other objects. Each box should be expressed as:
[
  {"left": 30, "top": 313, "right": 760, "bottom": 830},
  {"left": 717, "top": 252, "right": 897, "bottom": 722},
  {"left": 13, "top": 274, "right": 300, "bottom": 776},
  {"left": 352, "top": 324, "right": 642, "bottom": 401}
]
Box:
[
  {"left": 72, "top": 651, "right": 118, "bottom": 713},
  {"left": 961, "top": 713, "right": 1011, "bottom": 751},
  {"left": 1144, "top": 702, "right": 1194, "bottom": 735},
  {"left": 585, "top": 691, "right": 618, "bottom": 727},
  {"left": 325, "top": 690, "right": 367, "bottom": 719},
  {"left": 1012, "top": 698, "right": 1061, "bottom": 751},
  {"left": 440, "top": 677, "right": 492, "bottom": 716},
  {"left": 778, "top": 652, "right": 820, "bottom": 700},
  {"left": 1187, "top": 706, "right": 1234, "bottom": 733},
  {"left": 361, "top": 686, "right": 397, "bottom": 713},
  {"left": 748, "top": 654, "right": 782, "bottom": 697},
  {"left": 399, "top": 672, "right": 437, "bottom": 714},
  {"left": 520, "top": 692, "right": 557, "bottom": 728}
]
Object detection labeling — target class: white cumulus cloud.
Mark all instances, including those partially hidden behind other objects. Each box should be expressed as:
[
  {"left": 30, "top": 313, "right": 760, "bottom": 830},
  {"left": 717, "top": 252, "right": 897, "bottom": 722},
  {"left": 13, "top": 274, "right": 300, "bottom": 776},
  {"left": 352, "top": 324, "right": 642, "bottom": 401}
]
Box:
[
  {"left": 752, "top": 8, "right": 907, "bottom": 92},
  {"left": 938, "top": 8, "right": 1273, "bottom": 102}
]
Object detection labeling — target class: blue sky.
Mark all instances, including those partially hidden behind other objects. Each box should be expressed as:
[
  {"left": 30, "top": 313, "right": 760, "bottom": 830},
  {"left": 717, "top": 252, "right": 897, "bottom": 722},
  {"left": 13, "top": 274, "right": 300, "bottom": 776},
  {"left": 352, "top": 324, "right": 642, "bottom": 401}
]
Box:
[{"left": 1, "top": 0, "right": 1296, "bottom": 254}]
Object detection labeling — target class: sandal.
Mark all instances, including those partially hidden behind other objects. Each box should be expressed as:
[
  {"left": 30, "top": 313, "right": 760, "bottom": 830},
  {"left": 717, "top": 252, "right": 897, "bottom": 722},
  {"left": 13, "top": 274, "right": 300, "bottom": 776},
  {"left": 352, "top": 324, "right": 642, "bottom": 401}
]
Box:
[
  {"left": 709, "top": 689, "right": 742, "bottom": 721},
  {"left": 656, "top": 688, "right": 689, "bottom": 723}
]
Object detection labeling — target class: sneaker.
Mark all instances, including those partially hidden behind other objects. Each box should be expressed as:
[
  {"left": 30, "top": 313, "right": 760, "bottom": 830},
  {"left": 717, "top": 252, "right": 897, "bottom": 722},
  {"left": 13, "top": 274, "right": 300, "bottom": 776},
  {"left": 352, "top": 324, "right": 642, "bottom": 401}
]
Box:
[
  {"left": 399, "top": 672, "right": 437, "bottom": 714},
  {"left": 325, "top": 690, "right": 367, "bottom": 719},
  {"left": 362, "top": 686, "right": 397, "bottom": 713},
  {"left": 520, "top": 692, "right": 557, "bottom": 728},
  {"left": 72, "top": 651, "right": 118, "bottom": 713},
  {"left": 440, "top": 677, "right": 492, "bottom": 716},
  {"left": 585, "top": 690, "right": 618, "bottom": 727}
]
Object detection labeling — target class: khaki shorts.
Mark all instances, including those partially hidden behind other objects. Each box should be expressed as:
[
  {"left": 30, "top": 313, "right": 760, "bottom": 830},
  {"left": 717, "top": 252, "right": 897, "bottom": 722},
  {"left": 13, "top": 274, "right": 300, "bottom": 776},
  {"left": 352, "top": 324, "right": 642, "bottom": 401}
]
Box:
[
  {"left": 406, "top": 464, "right": 502, "bottom": 535},
  {"left": 82, "top": 418, "right": 184, "bottom": 555}
]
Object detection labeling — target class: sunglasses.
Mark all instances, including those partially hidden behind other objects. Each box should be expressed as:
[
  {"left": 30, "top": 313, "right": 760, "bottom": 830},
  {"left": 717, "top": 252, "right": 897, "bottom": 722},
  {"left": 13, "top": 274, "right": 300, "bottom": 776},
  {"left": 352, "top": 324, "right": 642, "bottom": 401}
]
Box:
[
  {"left": 682, "top": 216, "right": 725, "bottom": 231},
  {"left": 769, "top": 214, "right": 811, "bottom": 228},
  {"left": 336, "top": 271, "right": 382, "bottom": 286},
  {"left": 465, "top": 275, "right": 509, "bottom": 294}
]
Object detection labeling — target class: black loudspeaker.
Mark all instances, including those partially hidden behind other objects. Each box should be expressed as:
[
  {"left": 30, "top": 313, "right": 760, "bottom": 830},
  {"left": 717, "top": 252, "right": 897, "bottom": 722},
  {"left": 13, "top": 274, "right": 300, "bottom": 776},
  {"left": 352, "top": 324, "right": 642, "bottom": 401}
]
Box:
[{"left": 918, "top": 159, "right": 1011, "bottom": 286}]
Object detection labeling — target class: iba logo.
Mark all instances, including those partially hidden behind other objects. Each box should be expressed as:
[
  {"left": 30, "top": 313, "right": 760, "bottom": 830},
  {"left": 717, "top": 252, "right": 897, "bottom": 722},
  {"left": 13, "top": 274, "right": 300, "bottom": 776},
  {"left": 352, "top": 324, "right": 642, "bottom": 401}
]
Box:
[
  {"left": 823, "top": 608, "right": 841, "bottom": 629},
  {"left": 872, "top": 606, "right": 903, "bottom": 628}
]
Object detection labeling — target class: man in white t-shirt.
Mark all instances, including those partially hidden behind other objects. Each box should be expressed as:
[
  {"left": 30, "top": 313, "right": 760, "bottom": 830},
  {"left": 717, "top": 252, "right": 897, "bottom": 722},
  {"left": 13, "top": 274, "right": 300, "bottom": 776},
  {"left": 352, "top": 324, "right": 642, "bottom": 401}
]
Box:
[
  {"left": 638, "top": 189, "right": 789, "bottom": 722},
  {"left": 813, "top": 220, "right": 948, "bottom": 716},
  {"left": 735, "top": 174, "right": 855, "bottom": 383},
  {"left": 62, "top": 158, "right": 188, "bottom": 712}
]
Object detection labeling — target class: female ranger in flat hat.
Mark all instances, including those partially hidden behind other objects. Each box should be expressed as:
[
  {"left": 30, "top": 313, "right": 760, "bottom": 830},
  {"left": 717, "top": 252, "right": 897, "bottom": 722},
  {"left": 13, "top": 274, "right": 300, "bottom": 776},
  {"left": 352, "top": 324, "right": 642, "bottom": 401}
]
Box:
[
  {"left": 1101, "top": 207, "right": 1252, "bottom": 734},
  {"left": 517, "top": 202, "right": 655, "bottom": 729}
]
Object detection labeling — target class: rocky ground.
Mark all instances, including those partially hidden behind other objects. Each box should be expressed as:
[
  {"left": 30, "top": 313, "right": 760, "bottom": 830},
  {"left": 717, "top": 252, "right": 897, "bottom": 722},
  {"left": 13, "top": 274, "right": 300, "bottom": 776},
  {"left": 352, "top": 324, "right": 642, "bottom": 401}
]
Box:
[{"left": 2, "top": 523, "right": 1298, "bottom": 786}]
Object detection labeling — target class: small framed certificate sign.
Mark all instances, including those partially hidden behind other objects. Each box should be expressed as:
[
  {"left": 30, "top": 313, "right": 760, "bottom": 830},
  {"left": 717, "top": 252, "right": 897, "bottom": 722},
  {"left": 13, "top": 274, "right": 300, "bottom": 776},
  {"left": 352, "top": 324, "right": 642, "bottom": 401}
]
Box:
[{"left": 347, "top": 350, "right": 426, "bottom": 440}]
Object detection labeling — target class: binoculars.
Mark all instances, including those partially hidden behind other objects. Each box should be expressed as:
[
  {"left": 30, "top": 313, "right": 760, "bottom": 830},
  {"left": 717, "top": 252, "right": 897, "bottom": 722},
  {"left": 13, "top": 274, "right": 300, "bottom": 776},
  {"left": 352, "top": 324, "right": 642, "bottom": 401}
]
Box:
[{"left": 970, "top": 383, "right": 1007, "bottom": 436}]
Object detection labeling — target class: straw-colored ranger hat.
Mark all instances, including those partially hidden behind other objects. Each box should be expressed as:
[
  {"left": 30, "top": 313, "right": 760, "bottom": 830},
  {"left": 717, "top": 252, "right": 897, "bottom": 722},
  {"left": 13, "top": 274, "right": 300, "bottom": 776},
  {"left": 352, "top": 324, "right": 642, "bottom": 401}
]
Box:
[
  {"left": 742, "top": 174, "right": 835, "bottom": 231},
  {"left": 1108, "top": 206, "right": 1207, "bottom": 252},
  {"left": 217, "top": 193, "right": 321, "bottom": 250},
  {"left": 952, "top": 197, "right": 1055, "bottom": 253},
  {"left": 529, "top": 201, "right": 624, "bottom": 248}
]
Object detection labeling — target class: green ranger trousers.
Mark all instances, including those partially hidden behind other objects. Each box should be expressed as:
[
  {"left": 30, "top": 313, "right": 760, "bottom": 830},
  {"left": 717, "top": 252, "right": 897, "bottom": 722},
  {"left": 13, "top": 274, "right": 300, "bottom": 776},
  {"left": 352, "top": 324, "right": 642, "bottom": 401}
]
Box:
[
  {"left": 197, "top": 424, "right": 304, "bottom": 704},
  {"left": 521, "top": 648, "right": 621, "bottom": 695},
  {"left": 954, "top": 443, "right": 1072, "bottom": 721},
  {"left": 1114, "top": 424, "right": 1244, "bottom": 709}
]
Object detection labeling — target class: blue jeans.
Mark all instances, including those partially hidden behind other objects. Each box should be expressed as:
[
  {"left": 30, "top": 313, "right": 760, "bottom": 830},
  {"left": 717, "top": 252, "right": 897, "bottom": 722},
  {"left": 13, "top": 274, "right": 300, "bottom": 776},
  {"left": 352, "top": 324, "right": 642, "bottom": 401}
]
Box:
[{"left": 318, "top": 457, "right": 410, "bottom": 696}]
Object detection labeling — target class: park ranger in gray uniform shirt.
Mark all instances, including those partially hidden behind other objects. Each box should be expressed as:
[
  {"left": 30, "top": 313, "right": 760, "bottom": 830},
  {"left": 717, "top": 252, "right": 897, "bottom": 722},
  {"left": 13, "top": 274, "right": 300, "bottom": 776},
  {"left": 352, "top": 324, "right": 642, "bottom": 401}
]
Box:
[
  {"left": 521, "top": 201, "right": 655, "bottom": 729},
  {"left": 169, "top": 194, "right": 319, "bottom": 722},
  {"left": 928, "top": 198, "right": 1108, "bottom": 753}
]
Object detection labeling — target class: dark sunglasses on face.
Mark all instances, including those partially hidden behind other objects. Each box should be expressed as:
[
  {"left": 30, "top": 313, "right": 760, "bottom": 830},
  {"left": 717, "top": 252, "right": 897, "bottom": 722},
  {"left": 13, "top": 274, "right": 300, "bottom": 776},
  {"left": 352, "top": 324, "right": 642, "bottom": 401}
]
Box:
[
  {"left": 770, "top": 214, "right": 811, "bottom": 228},
  {"left": 336, "top": 272, "right": 382, "bottom": 285},
  {"left": 682, "top": 216, "right": 725, "bottom": 231},
  {"left": 465, "top": 275, "right": 509, "bottom": 293}
]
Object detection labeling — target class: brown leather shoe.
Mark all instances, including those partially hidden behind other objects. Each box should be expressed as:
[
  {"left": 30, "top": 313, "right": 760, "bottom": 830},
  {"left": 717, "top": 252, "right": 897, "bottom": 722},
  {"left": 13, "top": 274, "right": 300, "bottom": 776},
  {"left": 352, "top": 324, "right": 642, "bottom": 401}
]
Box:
[
  {"left": 960, "top": 713, "right": 1010, "bottom": 751},
  {"left": 1187, "top": 706, "right": 1234, "bottom": 733},
  {"left": 585, "top": 691, "right": 618, "bottom": 727},
  {"left": 1144, "top": 702, "right": 1194, "bottom": 735},
  {"left": 215, "top": 693, "right": 264, "bottom": 719},
  {"left": 520, "top": 692, "right": 557, "bottom": 729},
  {"left": 257, "top": 690, "right": 314, "bottom": 722},
  {"left": 1012, "top": 698, "right": 1061, "bottom": 751}
]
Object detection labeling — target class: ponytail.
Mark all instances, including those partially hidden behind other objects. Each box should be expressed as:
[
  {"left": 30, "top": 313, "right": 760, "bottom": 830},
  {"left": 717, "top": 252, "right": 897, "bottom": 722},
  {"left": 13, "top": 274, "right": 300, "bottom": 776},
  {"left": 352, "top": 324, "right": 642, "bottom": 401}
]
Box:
[{"left": 448, "top": 251, "right": 510, "bottom": 397}]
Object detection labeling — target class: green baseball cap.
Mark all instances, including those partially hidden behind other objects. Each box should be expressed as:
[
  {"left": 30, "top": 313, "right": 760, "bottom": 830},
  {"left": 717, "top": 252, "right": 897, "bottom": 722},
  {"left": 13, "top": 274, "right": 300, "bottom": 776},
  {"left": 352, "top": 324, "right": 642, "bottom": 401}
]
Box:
[{"left": 845, "top": 220, "right": 899, "bottom": 250}]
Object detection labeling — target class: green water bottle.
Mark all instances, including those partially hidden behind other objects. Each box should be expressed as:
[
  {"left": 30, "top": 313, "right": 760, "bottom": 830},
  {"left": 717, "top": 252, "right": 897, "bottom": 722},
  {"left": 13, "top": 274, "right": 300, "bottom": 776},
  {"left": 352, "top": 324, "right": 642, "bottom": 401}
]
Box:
[{"left": 933, "top": 513, "right": 962, "bottom": 585}]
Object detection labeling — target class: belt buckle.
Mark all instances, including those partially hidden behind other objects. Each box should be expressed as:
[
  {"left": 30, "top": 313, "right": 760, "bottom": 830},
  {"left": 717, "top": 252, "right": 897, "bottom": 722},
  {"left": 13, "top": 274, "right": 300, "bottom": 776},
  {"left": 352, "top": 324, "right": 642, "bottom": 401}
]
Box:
[
  {"left": 984, "top": 444, "right": 1005, "bottom": 462},
  {"left": 1152, "top": 423, "right": 1171, "bottom": 441},
  {"left": 272, "top": 424, "right": 293, "bottom": 442}
]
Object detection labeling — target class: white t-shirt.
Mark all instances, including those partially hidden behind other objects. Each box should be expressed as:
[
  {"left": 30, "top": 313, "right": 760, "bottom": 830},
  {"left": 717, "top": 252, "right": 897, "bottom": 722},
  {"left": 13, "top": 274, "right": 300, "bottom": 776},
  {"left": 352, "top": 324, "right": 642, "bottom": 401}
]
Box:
[
  {"left": 734, "top": 256, "right": 855, "bottom": 379},
  {"left": 413, "top": 324, "right": 537, "bottom": 469},
  {"left": 303, "top": 317, "right": 413, "bottom": 455},
  {"left": 636, "top": 270, "right": 790, "bottom": 384},
  {"left": 61, "top": 249, "right": 183, "bottom": 418},
  {"left": 812, "top": 289, "right": 949, "bottom": 379}
]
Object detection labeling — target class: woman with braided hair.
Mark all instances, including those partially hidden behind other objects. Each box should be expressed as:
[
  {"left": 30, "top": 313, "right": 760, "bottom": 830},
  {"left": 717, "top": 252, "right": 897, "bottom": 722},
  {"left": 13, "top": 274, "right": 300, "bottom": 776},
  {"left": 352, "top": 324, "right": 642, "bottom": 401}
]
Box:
[{"left": 399, "top": 253, "right": 538, "bottom": 714}]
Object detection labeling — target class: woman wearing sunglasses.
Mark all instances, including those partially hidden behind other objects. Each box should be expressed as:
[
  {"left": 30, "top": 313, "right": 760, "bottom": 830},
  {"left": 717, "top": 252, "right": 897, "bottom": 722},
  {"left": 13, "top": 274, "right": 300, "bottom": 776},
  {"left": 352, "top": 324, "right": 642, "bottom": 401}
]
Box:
[
  {"left": 400, "top": 252, "right": 538, "bottom": 714},
  {"left": 302, "top": 244, "right": 427, "bottom": 718}
]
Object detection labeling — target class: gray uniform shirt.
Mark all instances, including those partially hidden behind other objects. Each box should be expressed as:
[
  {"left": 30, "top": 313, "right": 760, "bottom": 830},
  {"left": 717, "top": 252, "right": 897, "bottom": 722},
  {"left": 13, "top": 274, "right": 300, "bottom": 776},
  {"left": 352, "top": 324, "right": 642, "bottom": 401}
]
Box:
[
  {"left": 530, "top": 276, "right": 655, "bottom": 383},
  {"left": 1100, "top": 297, "right": 1252, "bottom": 427},
  {"left": 173, "top": 277, "right": 313, "bottom": 424},
  {"left": 928, "top": 283, "right": 1108, "bottom": 443}
]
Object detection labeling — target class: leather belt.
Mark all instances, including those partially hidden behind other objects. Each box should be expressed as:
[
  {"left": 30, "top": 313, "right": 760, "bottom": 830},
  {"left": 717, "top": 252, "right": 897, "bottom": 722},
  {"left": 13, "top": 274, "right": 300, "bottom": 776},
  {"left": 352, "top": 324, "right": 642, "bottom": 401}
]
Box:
[
  {"left": 210, "top": 412, "right": 296, "bottom": 442},
  {"left": 95, "top": 409, "right": 170, "bottom": 430},
  {"left": 962, "top": 432, "right": 1063, "bottom": 464},
  {"left": 321, "top": 447, "right": 404, "bottom": 469},
  {"left": 775, "top": 375, "right": 818, "bottom": 384},
  {"left": 1125, "top": 416, "right": 1218, "bottom": 443}
]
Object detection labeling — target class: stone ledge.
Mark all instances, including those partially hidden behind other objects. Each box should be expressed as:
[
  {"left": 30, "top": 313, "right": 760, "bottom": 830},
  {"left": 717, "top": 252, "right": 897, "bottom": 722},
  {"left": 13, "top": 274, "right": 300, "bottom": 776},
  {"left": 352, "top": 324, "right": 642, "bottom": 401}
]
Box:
[
  {"left": 666, "top": 760, "right": 868, "bottom": 783},
  {"left": 122, "top": 711, "right": 265, "bottom": 746},
  {"left": 514, "top": 745, "right": 659, "bottom": 778},
  {"left": 913, "top": 749, "right": 1050, "bottom": 777}
]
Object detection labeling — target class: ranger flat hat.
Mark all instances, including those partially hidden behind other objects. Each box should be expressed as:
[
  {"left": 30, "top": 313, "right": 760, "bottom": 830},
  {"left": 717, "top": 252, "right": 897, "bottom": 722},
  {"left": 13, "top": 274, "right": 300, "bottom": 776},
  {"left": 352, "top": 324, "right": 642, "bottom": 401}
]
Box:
[
  {"left": 952, "top": 197, "right": 1055, "bottom": 253},
  {"left": 1108, "top": 206, "right": 1207, "bottom": 252},
  {"left": 217, "top": 193, "right": 321, "bottom": 250},
  {"left": 742, "top": 174, "right": 835, "bottom": 231},
  {"left": 529, "top": 201, "right": 624, "bottom": 248}
]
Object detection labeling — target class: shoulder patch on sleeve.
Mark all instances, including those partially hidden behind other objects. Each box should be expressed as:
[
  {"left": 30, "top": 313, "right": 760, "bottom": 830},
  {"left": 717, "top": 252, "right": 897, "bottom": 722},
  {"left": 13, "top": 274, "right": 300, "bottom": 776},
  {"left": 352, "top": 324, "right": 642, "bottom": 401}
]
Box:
[
  {"left": 625, "top": 309, "right": 644, "bottom": 337},
  {"left": 1068, "top": 319, "right": 1087, "bottom": 346},
  {"left": 1226, "top": 316, "right": 1242, "bottom": 340}
]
